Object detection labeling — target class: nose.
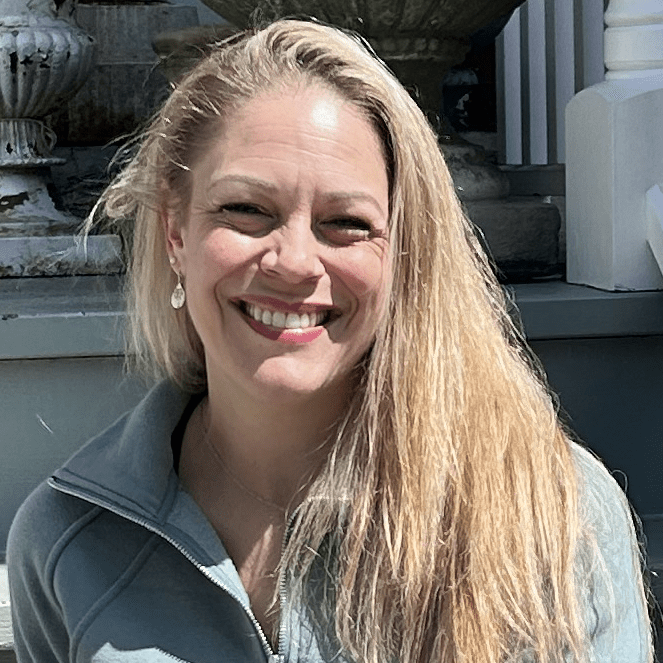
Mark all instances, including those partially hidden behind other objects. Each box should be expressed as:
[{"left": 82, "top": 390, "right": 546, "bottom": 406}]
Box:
[{"left": 260, "top": 218, "right": 325, "bottom": 283}]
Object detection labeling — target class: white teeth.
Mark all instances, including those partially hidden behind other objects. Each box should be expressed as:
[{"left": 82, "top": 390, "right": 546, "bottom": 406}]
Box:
[
  {"left": 285, "top": 313, "right": 300, "bottom": 329},
  {"left": 245, "top": 303, "right": 326, "bottom": 329},
  {"left": 272, "top": 311, "right": 286, "bottom": 328}
]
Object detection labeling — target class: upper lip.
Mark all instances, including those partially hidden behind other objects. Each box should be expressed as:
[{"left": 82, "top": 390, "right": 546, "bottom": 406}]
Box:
[{"left": 236, "top": 295, "right": 337, "bottom": 315}]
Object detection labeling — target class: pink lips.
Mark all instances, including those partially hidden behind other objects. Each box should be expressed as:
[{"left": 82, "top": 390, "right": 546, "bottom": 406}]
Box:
[{"left": 247, "top": 318, "right": 325, "bottom": 344}]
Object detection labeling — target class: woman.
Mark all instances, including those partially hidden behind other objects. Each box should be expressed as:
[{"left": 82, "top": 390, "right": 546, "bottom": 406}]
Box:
[{"left": 8, "top": 19, "right": 653, "bottom": 663}]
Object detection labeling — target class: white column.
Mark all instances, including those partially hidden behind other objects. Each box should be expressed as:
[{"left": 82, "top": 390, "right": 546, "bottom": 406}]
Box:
[{"left": 566, "top": 0, "right": 663, "bottom": 290}]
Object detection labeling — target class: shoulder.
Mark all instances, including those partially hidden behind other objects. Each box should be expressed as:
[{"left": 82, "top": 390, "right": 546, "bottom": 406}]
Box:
[
  {"left": 569, "top": 442, "right": 635, "bottom": 543},
  {"left": 568, "top": 441, "right": 640, "bottom": 578},
  {"left": 568, "top": 443, "right": 652, "bottom": 661},
  {"left": 6, "top": 483, "right": 106, "bottom": 662},
  {"left": 7, "top": 481, "right": 101, "bottom": 581},
  {"left": 8, "top": 482, "right": 160, "bottom": 662},
  {"left": 7, "top": 480, "right": 156, "bottom": 604}
]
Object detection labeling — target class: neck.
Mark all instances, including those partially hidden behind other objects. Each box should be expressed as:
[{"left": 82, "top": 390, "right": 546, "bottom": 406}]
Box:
[{"left": 202, "top": 377, "right": 350, "bottom": 509}]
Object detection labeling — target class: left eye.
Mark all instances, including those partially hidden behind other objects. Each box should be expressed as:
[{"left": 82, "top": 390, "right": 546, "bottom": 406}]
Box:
[{"left": 322, "top": 218, "right": 373, "bottom": 239}]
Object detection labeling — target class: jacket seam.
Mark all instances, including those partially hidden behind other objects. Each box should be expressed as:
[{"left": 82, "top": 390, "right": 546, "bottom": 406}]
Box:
[
  {"left": 44, "top": 502, "right": 106, "bottom": 606},
  {"left": 69, "top": 533, "right": 162, "bottom": 662}
]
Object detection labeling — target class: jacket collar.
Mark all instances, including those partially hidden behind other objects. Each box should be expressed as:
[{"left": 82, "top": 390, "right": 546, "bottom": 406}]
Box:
[{"left": 51, "top": 380, "right": 192, "bottom": 524}]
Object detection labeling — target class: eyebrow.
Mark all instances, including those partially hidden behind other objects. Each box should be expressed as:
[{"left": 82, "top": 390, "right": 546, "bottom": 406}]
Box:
[
  {"left": 320, "top": 191, "right": 387, "bottom": 217},
  {"left": 207, "top": 174, "right": 279, "bottom": 195},
  {"left": 207, "top": 174, "right": 387, "bottom": 217}
]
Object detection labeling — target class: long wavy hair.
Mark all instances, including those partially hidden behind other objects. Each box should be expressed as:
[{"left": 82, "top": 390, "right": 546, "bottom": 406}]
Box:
[{"left": 94, "top": 20, "right": 653, "bottom": 663}]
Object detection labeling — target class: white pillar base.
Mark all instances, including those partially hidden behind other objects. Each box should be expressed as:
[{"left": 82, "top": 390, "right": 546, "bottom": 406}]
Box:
[
  {"left": 566, "top": 76, "right": 663, "bottom": 290},
  {"left": 647, "top": 184, "right": 663, "bottom": 277}
]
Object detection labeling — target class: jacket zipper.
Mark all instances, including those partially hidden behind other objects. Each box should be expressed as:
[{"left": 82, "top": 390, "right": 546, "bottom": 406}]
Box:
[{"left": 48, "top": 477, "right": 286, "bottom": 663}]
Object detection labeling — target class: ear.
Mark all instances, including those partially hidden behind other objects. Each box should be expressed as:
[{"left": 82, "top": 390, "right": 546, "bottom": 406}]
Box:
[{"left": 162, "top": 207, "right": 186, "bottom": 273}]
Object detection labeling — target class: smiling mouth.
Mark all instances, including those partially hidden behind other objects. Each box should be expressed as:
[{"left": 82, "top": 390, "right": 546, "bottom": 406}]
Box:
[{"left": 237, "top": 301, "right": 337, "bottom": 330}]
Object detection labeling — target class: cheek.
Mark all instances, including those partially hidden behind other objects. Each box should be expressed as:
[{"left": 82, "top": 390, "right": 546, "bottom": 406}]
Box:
[
  {"left": 333, "top": 247, "right": 390, "bottom": 312},
  {"left": 193, "top": 232, "right": 261, "bottom": 285}
]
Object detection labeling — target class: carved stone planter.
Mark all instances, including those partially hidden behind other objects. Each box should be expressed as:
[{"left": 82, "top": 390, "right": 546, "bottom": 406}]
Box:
[
  {"left": 0, "top": 0, "right": 122, "bottom": 277},
  {"left": 195, "top": 1, "right": 524, "bottom": 203},
  {"left": 0, "top": 1, "right": 94, "bottom": 167},
  {"left": 204, "top": 0, "right": 523, "bottom": 67},
  {"left": 201, "top": 0, "right": 525, "bottom": 115}
]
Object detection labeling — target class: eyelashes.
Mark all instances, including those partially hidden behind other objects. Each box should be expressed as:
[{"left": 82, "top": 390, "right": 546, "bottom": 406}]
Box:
[
  {"left": 321, "top": 218, "right": 372, "bottom": 239},
  {"left": 219, "top": 203, "right": 265, "bottom": 215}
]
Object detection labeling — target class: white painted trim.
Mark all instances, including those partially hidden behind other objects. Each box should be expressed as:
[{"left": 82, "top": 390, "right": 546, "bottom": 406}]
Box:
[{"left": 647, "top": 184, "right": 663, "bottom": 277}]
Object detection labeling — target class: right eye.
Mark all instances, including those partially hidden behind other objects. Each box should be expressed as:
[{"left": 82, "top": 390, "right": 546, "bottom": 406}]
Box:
[
  {"left": 219, "top": 203, "right": 265, "bottom": 215},
  {"left": 215, "top": 203, "right": 274, "bottom": 236}
]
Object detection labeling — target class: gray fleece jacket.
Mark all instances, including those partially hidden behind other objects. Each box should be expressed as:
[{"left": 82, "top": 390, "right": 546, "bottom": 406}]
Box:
[{"left": 7, "top": 380, "right": 652, "bottom": 662}]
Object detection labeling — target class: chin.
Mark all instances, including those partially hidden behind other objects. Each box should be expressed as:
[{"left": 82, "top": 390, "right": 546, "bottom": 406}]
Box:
[{"left": 250, "top": 360, "right": 354, "bottom": 402}]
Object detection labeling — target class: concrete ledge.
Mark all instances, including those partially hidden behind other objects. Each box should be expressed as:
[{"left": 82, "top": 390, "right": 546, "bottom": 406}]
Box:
[
  {"left": 510, "top": 281, "right": 663, "bottom": 340},
  {"left": 0, "top": 276, "right": 125, "bottom": 359},
  {"left": 0, "top": 236, "right": 122, "bottom": 279}
]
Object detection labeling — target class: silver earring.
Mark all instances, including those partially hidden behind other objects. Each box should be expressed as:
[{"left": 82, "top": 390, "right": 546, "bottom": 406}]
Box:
[{"left": 170, "top": 273, "right": 186, "bottom": 309}]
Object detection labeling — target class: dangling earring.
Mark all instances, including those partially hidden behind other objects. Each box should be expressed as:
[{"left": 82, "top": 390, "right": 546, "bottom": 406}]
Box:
[{"left": 170, "top": 272, "right": 186, "bottom": 309}]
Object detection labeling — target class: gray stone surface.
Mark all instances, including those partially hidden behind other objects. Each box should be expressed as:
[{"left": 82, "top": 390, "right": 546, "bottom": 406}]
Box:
[
  {"left": 50, "top": 146, "right": 119, "bottom": 220},
  {"left": 512, "top": 281, "right": 663, "bottom": 339},
  {"left": 50, "top": 4, "right": 199, "bottom": 145},
  {"left": 0, "top": 356, "right": 147, "bottom": 553},
  {"left": 0, "top": 275, "right": 125, "bottom": 359},
  {"left": 442, "top": 141, "right": 510, "bottom": 202},
  {"left": 465, "top": 196, "right": 562, "bottom": 280},
  {"left": 0, "top": 235, "right": 122, "bottom": 277}
]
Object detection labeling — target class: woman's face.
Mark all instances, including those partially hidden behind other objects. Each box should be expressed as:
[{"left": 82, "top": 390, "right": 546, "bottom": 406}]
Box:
[{"left": 165, "top": 84, "right": 391, "bottom": 403}]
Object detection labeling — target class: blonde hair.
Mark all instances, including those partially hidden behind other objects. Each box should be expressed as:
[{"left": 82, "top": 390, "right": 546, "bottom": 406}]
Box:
[{"left": 95, "top": 20, "right": 653, "bottom": 663}]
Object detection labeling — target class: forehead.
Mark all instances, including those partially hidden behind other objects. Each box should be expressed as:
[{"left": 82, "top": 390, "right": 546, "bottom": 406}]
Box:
[
  {"left": 188, "top": 84, "right": 390, "bottom": 199},
  {"left": 185, "top": 82, "right": 386, "bottom": 166},
  {"left": 225, "top": 83, "right": 378, "bottom": 143}
]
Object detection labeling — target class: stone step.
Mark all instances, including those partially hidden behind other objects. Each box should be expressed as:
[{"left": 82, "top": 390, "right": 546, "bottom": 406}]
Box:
[{"left": 0, "top": 564, "right": 13, "bottom": 663}]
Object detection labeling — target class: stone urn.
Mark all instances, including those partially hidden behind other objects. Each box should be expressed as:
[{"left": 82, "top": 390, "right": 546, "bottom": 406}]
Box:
[
  {"left": 0, "top": 0, "right": 123, "bottom": 277},
  {"left": 0, "top": 0, "right": 94, "bottom": 238},
  {"left": 0, "top": 0, "right": 94, "bottom": 168},
  {"left": 202, "top": 0, "right": 525, "bottom": 119},
  {"left": 190, "top": 0, "right": 526, "bottom": 204}
]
